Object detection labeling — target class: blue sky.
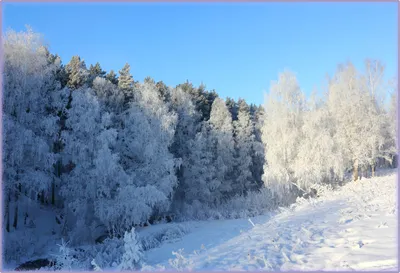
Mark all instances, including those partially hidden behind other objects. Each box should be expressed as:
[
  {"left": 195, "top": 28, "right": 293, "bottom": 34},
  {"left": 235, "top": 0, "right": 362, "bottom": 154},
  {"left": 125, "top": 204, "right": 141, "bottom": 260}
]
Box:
[{"left": 2, "top": 2, "right": 397, "bottom": 105}]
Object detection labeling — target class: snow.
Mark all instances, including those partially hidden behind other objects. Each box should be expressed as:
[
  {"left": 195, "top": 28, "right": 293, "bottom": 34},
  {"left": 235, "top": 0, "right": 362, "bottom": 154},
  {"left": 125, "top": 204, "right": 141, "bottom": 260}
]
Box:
[{"left": 142, "top": 169, "right": 398, "bottom": 271}]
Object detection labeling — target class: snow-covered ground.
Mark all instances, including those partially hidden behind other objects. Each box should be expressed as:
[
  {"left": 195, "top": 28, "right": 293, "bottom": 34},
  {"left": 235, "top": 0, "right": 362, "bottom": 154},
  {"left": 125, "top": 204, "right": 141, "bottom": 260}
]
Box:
[
  {"left": 3, "top": 169, "right": 397, "bottom": 271},
  {"left": 142, "top": 169, "right": 398, "bottom": 271}
]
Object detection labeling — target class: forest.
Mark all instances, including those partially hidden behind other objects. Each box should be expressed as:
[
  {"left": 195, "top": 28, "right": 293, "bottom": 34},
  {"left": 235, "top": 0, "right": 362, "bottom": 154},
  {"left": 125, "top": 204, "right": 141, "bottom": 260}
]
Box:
[{"left": 2, "top": 28, "right": 397, "bottom": 270}]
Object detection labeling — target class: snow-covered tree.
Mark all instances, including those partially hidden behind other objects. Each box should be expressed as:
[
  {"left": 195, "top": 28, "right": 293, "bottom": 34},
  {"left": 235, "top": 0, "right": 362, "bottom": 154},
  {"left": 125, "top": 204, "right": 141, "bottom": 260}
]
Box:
[
  {"left": 3, "top": 27, "right": 59, "bottom": 230},
  {"left": 226, "top": 97, "right": 239, "bottom": 121},
  {"left": 179, "top": 123, "right": 218, "bottom": 205},
  {"left": 249, "top": 104, "right": 265, "bottom": 187},
  {"left": 119, "top": 228, "right": 143, "bottom": 270},
  {"left": 360, "top": 60, "right": 396, "bottom": 175},
  {"left": 115, "top": 80, "right": 179, "bottom": 226},
  {"left": 92, "top": 77, "right": 125, "bottom": 113},
  {"left": 118, "top": 63, "right": 134, "bottom": 104},
  {"left": 261, "top": 71, "right": 305, "bottom": 199},
  {"left": 327, "top": 62, "right": 389, "bottom": 180},
  {"left": 88, "top": 62, "right": 106, "bottom": 86},
  {"left": 294, "top": 93, "right": 346, "bottom": 188},
  {"left": 233, "top": 99, "right": 258, "bottom": 194},
  {"left": 65, "top": 55, "right": 89, "bottom": 90},
  {"left": 209, "top": 97, "right": 235, "bottom": 200},
  {"left": 105, "top": 70, "right": 118, "bottom": 85},
  {"left": 60, "top": 88, "right": 129, "bottom": 241}
]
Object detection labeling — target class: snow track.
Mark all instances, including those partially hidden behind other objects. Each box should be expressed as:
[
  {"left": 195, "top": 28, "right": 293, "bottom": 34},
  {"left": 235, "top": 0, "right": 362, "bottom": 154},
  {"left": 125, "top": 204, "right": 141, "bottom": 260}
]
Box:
[{"left": 144, "top": 170, "right": 398, "bottom": 271}]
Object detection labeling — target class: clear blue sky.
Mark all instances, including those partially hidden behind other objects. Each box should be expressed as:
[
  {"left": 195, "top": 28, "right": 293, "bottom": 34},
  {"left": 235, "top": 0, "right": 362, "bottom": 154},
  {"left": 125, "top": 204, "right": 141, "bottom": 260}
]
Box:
[{"left": 2, "top": 2, "right": 397, "bottom": 105}]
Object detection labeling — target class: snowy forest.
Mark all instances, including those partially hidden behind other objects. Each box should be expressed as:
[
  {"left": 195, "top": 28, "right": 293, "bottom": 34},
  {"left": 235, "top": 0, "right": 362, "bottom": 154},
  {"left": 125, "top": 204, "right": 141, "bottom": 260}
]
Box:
[{"left": 2, "top": 28, "right": 398, "bottom": 270}]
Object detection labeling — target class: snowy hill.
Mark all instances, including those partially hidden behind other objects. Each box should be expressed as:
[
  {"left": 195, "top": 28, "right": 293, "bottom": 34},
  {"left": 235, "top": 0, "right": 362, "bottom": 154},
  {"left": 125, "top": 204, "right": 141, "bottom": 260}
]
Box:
[{"left": 141, "top": 169, "right": 398, "bottom": 271}]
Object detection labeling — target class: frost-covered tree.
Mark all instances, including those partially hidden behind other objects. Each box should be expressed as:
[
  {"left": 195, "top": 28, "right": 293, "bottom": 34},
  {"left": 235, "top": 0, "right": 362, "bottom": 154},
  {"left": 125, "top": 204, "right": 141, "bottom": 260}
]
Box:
[
  {"left": 327, "top": 62, "right": 389, "bottom": 180},
  {"left": 360, "top": 60, "right": 396, "bottom": 175},
  {"left": 261, "top": 71, "right": 305, "bottom": 199},
  {"left": 105, "top": 69, "right": 118, "bottom": 85},
  {"left": 209, "top": 97, "right": 235, "bottom": 200},
  {"left": 92, "top": 77, "right": 125, "bottom": 113},
  {"left": 294, "top": 93, "right": 346, "bottom": 188},
  {"left": 115, "top": 80, "right": 179, "bottom": 226},
  {"left": 249, "top": 104, "right": 265, "bottom": 187},
  {"left": 169, "top": 87, "right": 201, "bottom": 206},
  {"left": 118, "top": 63, "right": 134, "bottom": 104},
  {"left": 178, "top": 82, "right": 218, "bottom": 121},
  {"left": 233, "top": 99, "right": 258, "bottom": 194},
  {"left": 156, "top": 81, "right": 171, "bottom": 103},
  {"left": 65, "top": 55, "right": 89, "bottom": 90},
  {"left": 60, "top": 88, "right": 130, "bottom": 241},
  {"left": 119, "top": 228, "right": 143, "bottom": 270},
  {"left": 3, "top": 27, "right": 59, "bottom": 231},
  {"left": 179, "top": 123, "right": 218, "bottom": 205},
  {"left": 226, "top": 97, "right": 239, "bottom": 121},
  {"left": 88, "top": 62, "right": 106, "bottom": 86}
]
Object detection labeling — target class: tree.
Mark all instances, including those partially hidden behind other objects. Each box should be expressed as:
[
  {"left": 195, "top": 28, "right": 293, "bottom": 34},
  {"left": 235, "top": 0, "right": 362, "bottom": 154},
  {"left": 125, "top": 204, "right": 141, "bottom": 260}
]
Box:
[
  {"left": 65, "top": 56, "right": 89, "bottom": 90},
  {"left": 88, "top": 62, "right": 106, "bottom": 86},
  {"left": 105, "top": 70, "right": 118, "bottom": 85},
  {"left": 327, "top": 62, "right": 388, "bottom": 181},
  {"left": 233, "top": 99, "right": 258, "bottom": 194},
  {"left": 119, "top": 228, "right": 143, "bottom": 270},
  {"left": 60, "top": 88, "right": 130, "bottom": 241},
  {"left": 179, "top": 123, "right": 218, "bottom": 205},
  {"left": 261, "top": 71, "right": 305, "bottom": 200},
  {"left": 115, "top": 81, "right": 179, "bottom": 226},
  {"left": 92, "top": 77, "right": 125, "bottom": 113},
  {"left": 226, "top": 97, "right": 239, "bottom": 121},
  {"left": 249, "top": 104, "right": 265, "bottom": 187},
  {"left": 169, "top": 87, "right": 202, "bottom": 206},
  {"left": 209, "top": 97, "right": 235, "bottom": 201},
  {"left": 118, "top": 63, "right": 134, "bottom": 104},
  {"left": 3, "top": 27, "right": 59, "bottom": 230},
  {"left": 360, "top": 60, "right": 396, "bottom": 175},
  {"left": 294, "top": 93, "right": 346, "bottom": 188}
]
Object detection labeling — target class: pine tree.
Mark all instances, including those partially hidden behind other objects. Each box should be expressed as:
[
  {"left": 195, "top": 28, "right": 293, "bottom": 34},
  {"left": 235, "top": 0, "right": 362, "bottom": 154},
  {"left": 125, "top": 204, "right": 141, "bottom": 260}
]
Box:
[
  {"left": 105, "top": 70, "right": 118, "bottom": 85},
  {"left": 209, "top": 97, "right": 235, "bottom": 201},
  {"left": 65, "top": 55, "right": 89, "bottom": 90},
  {"left": 118, "top": 63, "right": 134, "bottom": 104},
  {"left": 119, "top": 228, "right": 143, "bottom": 270},
  {"left": 88, "top": 62, "right": 106, "bottom": 86},
  {"left": 226, "top": 97, "right": 239, "bottom": 121},
  {"left": 234, "top": 99, "right": 258, "bottom": 194}
]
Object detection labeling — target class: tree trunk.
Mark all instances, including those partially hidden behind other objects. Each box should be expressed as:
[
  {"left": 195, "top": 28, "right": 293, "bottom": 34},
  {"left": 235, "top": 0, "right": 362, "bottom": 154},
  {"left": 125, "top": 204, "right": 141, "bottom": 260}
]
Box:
[
  {"left": 40, "top": 190, "right": 45, "bottom": 204},
  {"left": 6, "top": 192, "right": 10, "bottom": 232},
  {"left": 371, "top": 162, "right": 376, "bottom": 177},
  {"left": 51, "top": 180, "right": 55, "bottom": 205},
  {"left": 13, "top": 191, "right": 19, "bottom": 230},
  {"left": 353, "top": 159, "right": 359, "bottom": 181}
]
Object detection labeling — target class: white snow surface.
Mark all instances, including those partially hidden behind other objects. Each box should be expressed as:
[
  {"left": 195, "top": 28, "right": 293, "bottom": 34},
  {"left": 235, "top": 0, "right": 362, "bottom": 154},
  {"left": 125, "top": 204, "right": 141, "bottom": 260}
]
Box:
[{"left": 142, "top": 169, "right": 398, "bottom": 271}]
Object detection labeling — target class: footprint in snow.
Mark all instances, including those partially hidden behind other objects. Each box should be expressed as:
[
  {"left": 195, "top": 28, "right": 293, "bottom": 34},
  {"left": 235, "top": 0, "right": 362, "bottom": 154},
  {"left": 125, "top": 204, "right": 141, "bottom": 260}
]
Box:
[
  {"left": 338, "top": 217, "right": 353, "bottom": 224},
  {"left": 377, "top": 222, "right": 388, "bottom": 228}
]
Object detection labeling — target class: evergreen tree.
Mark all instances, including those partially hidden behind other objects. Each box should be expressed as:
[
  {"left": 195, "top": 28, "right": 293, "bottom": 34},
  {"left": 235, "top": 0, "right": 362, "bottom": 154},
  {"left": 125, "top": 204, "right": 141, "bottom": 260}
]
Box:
[
  {"left": 209, "top": 97, "right": 235, "bottom": 201},
  {"left": 226, "top": 97, "right": 239, "bottom": 121},
  {"left": 118, "top": 63, "right": 134, "bottom": 104},
  {"left": 106, "top": 70, "right": 118, "bottom": 85},
  {"left": 88, "top": 62, "right": 106, "bottom": 86},
  {"left": 233, "top": 99, "right": 258, "bottom": 194},
  {"left": 65, "top": 55, "right": 89, "bottom": 90}
]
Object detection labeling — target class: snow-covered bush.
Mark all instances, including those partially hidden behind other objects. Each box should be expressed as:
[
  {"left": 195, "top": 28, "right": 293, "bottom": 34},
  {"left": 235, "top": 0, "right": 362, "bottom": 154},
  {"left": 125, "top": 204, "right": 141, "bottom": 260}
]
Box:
[
  {"left": 168, "top": 249, "right": 194, "bottom": 271},
  {"left": 118, "top": 228, "right": 143, "bottom": 270},
  {"left": 139, "top": 224, "right": 191, "bottom": 251},
  {"left": 91, "top": 237, "right": 125, "bottom": 270},
  {"left": 52, "top": 239, "right": 77, "bottom": 271}
]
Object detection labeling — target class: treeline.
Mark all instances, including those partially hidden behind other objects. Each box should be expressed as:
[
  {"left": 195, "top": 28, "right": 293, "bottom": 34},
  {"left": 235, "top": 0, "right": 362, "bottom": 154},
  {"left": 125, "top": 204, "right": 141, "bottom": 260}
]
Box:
[{"left": 3, "top": 28, "right": 397, "bottom": 246}]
